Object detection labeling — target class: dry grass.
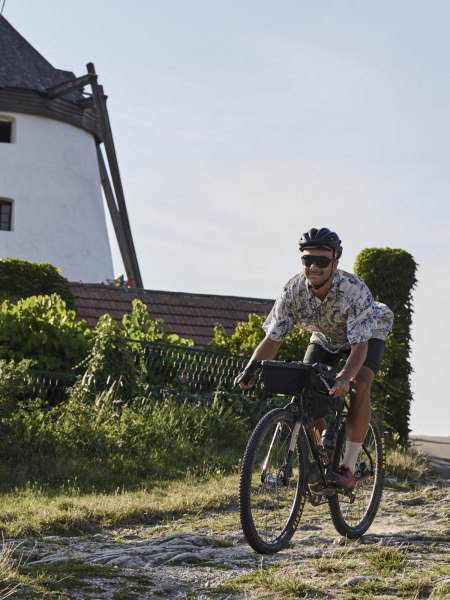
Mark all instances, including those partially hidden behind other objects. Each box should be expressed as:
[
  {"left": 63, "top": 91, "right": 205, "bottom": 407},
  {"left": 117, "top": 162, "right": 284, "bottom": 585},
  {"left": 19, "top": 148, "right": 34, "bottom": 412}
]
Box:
[
  {"left": 0, "top": 473, "right": 240, "bottom": 538},
  {"left": 0, "top": 539, "right": 24, "bottom": 599},
  {"left": 386, "top": 446, "right": 431, "bottom": 483}
]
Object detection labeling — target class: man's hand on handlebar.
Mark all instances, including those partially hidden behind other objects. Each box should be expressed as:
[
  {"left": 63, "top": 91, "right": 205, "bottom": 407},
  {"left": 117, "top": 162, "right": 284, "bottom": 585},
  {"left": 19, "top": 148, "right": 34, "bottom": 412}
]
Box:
[
  {"left": 234, "top": 372, "right": 256, "bottom": 389},
  {"left": 329, "top": 375, "right": 350, "bottom": 397},
  {"left": 234, "top": 361, "right": 260, "bottom": 389}
]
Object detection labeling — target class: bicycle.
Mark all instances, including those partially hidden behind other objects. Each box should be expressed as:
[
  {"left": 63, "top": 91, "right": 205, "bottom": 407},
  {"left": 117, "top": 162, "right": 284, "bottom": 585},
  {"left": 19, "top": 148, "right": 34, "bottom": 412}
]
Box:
[{"left": 239, "top": 359, "right": 386, "bottom": 554}]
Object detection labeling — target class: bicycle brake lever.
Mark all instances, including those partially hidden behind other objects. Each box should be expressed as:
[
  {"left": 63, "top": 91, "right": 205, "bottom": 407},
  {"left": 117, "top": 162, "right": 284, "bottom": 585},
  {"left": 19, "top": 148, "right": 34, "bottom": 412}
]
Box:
[
  {"left": 312, "top": 363, "right": 334, "bottom": 391},
  {"left": 236, "top": 360, "right": 262, "bottom": 386}
]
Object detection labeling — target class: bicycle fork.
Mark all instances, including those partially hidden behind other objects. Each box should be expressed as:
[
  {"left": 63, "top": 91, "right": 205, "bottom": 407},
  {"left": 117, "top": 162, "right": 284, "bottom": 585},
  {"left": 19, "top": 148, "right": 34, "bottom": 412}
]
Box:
[{"left": 261, "top": 413, "right": 303, "bottom": 487}]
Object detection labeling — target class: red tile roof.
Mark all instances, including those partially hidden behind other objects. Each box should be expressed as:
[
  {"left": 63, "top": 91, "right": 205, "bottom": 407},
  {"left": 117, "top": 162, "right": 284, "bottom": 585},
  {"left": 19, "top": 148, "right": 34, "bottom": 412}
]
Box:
[{"left": 69, "top": 283, "right": 274, "bottom": 347}]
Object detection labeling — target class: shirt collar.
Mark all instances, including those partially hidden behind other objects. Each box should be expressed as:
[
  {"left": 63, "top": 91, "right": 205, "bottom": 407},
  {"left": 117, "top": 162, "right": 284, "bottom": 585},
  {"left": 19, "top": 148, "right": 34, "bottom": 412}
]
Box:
[{"left": 304, "top": 269, "right": 339, "bottom": 302}]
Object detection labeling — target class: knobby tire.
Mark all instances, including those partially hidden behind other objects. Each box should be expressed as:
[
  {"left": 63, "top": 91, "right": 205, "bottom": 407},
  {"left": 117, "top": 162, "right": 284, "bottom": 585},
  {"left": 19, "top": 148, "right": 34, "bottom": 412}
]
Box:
[
  {"left": 239, "top": 408, "right": 308, "bottom": 554},
  {"left": 328, "top": 411, "right": 385, "bottom": 538}
]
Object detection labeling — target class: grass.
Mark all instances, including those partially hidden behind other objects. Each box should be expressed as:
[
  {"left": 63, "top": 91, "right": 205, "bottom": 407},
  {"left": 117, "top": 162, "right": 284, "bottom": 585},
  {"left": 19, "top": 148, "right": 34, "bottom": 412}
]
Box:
[
  {"left": 220, "top": 565, "right": 324, "bottom": 598},
  {"left": 0, "top": 545, "right": 154, "bottom": 599},
  {"left": 364, "top": 546, "right": 408, "bottom": 574},
  {"left": 312, "top": 549, "right": 359, "bottom": 575},
  {"left": 386, "top": 446, "right": 431, "bottom": 484},
  {"left": 0, "top": 439, "right": 441, "bottom": 599},
  {"left": 19, "top": 559, "right": 119, "bottom": 591},
  {"left": 0, "top": 540, "right": 23, "bottom": 599},
  {"left": 0, "top": 445, "right": 427, "bottom": 540},
  {"left": 0, "top": 473, "right": 240, "bottom": 538}
]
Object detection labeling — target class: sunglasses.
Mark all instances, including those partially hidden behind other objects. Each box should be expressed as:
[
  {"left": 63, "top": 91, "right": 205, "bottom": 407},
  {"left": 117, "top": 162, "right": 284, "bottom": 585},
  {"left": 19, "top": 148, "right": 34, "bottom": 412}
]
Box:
[{"left": 301, "top": 255, "right": 334, "bottom": 268}]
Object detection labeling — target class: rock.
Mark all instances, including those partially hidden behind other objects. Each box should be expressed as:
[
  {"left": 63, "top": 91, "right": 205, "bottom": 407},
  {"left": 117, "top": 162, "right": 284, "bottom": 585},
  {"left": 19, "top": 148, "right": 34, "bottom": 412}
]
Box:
[
  {"left": 398, "top": 496, "right": 425, "bottom": 506},
  {"left": 342, "top": 575, "right": 372, "bottom": 586}
]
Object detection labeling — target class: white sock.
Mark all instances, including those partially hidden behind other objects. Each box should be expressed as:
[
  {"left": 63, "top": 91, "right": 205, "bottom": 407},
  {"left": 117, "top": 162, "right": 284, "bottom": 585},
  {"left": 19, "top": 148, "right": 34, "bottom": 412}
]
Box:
[{"left": 342, "top": 441, "right": 363, "bottom": 474}]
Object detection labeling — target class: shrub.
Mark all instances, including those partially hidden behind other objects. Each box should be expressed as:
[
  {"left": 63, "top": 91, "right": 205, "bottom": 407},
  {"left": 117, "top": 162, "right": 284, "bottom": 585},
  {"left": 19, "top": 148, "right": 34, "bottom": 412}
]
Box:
[
  {"left": 0, "top": 359, "right": 33, "bottom": 418},
  {"left": 0, "top": 258, "right": 74, "bottom": 307},
  {"left": 0, "top": 294, "right": 90, "bottom": 371},
  {"left": 354, "top": 248, "right": 417, "bottom": 444},
  {"left": 122, "top": 299, "right": 193, "bottom": 347},
  {"left": 71, "top": 314, "right": 143, "bottom": 404},
  {"left": 208, "top": 313, "right": 309, "bottom": 359}
]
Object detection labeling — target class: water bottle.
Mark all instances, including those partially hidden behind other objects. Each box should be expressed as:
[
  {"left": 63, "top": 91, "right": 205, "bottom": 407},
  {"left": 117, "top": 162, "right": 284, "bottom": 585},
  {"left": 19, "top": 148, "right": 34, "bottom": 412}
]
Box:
[{"left": 321, "top": 428, "right": 337, "bottom": 457}]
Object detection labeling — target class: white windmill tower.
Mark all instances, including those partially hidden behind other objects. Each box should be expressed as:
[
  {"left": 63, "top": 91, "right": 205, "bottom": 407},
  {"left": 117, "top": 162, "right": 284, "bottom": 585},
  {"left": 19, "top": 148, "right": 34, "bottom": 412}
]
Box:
[{"left": 0, "top": 15, "right": 142, "bottom": 287}]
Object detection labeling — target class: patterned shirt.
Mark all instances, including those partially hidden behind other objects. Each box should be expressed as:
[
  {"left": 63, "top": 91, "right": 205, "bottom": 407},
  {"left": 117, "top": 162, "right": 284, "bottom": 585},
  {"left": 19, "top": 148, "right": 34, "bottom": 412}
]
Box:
[{"left": 263, "top": 269, "right": 394, "bottom": 353}]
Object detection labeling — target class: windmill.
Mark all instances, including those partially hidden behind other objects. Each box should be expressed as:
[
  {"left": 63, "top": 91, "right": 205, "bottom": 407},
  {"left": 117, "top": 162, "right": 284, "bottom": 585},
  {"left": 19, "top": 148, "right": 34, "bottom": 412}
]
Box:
[{"left": 0, "top": 15, "right": 143, "bottom": 287}]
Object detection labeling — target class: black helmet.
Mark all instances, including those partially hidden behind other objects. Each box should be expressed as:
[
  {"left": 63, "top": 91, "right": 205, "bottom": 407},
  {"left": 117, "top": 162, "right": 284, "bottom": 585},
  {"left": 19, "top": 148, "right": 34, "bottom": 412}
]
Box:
[{"left": 299, "top": 227, "right": 342, "bottom": 258}]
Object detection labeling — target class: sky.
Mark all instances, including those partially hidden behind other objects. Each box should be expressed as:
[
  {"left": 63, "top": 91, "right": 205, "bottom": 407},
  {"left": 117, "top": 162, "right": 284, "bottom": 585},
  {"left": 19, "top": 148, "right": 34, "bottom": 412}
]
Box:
[{"left": 3, "top": 0, "right": 450, "bottom": 435}]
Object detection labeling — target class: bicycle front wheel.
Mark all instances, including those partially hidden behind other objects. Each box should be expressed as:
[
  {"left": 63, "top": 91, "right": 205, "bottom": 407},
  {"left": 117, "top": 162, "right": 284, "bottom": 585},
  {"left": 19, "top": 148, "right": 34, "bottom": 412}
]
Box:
[
  {"left": 328, "top": 412, "right": 385, "bottom": 538},
  {"left": 239, "top": 408, "right": 308, "bottom": 554}
]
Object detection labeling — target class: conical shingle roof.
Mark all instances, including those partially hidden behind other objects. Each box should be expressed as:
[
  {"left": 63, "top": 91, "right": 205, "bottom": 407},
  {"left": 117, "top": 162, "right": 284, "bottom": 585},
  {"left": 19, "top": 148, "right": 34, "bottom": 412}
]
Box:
[{"left": 0, "top": 15, "right": 82, "bottom": 102}]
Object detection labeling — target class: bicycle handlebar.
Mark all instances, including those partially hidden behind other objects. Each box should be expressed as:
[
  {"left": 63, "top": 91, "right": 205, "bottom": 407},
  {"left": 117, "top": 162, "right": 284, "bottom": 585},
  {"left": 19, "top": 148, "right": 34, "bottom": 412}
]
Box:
[
  {"left": 237, "top": 360, "right": 262, "bottom": 385},
  {"left": 237, "top": 359, "right": 334, "bottom": 391}
]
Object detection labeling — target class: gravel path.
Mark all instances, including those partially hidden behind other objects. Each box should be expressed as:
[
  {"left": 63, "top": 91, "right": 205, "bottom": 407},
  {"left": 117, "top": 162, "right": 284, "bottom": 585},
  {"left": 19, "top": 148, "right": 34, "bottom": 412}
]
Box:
[{"left": 10, "top": 475, "right": 450, "bottom": 599}]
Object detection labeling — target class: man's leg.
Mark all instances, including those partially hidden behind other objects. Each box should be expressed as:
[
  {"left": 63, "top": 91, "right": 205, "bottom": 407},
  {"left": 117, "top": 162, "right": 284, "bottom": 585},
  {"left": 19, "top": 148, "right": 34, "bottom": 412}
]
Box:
[
  {"left": 344, "top": 338, "right": 385, "bottom": 446},
  {"left": 335, "top": 339, "right": 386, "bottom": 488},
  {"left": 329, "top": 365, "right": 375, "bottom": 488},
  {"left": 345, "top": 365, "right": 375, "bottom": 443}
]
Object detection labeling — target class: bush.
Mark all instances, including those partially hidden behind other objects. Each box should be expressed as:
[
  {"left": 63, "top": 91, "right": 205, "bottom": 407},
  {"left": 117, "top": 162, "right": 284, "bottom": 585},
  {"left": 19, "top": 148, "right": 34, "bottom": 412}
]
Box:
[
  {"left": 122, "top": 299, "right": 194, "bottom": 347},
  {"left": 0, "top": 294, "right": 91, "bottom": 371},
  {"left": 208, "top": 313, "right": 310, "bottom": 360},
  {"left": 0, "top": 259, "right": 74, "bottom": 307},
  {"left": 354, "top": 248, "right": 417, "bottom": 444},
  {"left": 71, "top": 314, "right": 143, "bottom": 404},
  {"left": 0, "top": 380, "right": 250, "bottom": 491},
  {"left": 0, "top": 359, "right": 33, "bottom": 418}
]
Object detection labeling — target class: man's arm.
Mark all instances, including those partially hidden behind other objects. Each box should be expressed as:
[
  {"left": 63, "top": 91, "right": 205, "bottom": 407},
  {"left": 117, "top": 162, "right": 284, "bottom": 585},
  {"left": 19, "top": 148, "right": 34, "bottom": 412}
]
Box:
[
  {"left": 329, "top": 341, "right": 368, "bottom": 397},
  {"left": 235, "top": 336, "right": 283, "bottom": 389}
]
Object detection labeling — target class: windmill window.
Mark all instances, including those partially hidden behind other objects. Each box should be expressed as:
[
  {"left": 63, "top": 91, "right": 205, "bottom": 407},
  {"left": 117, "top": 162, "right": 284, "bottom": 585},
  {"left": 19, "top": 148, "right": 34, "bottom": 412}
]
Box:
[
  {"left": 0, "top": 121, "right": 12, "bottom": 143},
  {"left": 0, "top": 200, "right": 12, "bottom": 231}
]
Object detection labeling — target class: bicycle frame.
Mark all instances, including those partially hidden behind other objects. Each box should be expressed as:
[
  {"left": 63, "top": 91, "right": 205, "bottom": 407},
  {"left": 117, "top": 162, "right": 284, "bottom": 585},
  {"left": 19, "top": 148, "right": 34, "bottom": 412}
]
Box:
[
  {"left": 257, "top": 362, "right": 376, "bottom": 499},
  {"left": 259, "top": 391, "right": 356, "bottom": 501}
]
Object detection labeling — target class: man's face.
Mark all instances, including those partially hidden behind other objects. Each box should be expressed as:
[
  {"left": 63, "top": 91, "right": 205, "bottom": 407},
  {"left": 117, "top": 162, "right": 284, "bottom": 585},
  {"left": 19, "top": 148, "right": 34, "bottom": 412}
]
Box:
[{"left": 301, "top": 247, "right": 337, "bottom": 287}]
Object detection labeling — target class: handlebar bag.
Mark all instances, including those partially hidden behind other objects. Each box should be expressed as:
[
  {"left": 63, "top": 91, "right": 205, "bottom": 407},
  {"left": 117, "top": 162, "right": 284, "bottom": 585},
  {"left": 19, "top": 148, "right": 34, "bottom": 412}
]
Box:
[{"left": 260, "top": 360, "right": 311, "bottom": 395}]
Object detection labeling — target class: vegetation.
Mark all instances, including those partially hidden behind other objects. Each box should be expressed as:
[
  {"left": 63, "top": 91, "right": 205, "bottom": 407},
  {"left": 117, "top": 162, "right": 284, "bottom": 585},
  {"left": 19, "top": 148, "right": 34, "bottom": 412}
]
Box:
[
  {"left": 0, "top": 372, "right": 249, "bottom": 492},
  {"left": 0, "top": 258, "right": 74, "bottom": 307},
  {"left": 354, "top": 248, "right": 417, "bottom": 444},
  {"left": 208, "top": 313, "right": 310, "bottom": 359},
  {"left": 122, "top": 297, "right": 193, "bottom": 347},
  {"left": 0, "top": 254, "right": 427, "bottom": 599},
  {"left": 0, "top": 294, "right": 90, "bottom": 371}
]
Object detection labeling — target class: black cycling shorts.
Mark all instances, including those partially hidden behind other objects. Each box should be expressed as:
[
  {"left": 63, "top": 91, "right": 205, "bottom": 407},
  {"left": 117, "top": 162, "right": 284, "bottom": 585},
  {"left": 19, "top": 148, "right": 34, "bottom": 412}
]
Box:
[{"left": 303, "top": 338, "right": 386, "bottom": 376}]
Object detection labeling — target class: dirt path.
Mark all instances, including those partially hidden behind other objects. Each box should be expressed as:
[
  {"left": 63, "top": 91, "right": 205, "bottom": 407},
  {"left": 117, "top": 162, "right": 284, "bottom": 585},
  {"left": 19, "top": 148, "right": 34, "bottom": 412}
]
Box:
[
  {"left": 10, "top": 477, "right": 450, "bottom": 599},
  {"left": 7, "top": 437, "right": 450, "bottom": 598}
]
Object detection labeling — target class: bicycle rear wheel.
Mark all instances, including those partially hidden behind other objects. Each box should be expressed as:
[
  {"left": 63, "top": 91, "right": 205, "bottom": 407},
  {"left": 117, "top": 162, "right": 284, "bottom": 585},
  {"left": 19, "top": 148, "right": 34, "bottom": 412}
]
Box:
[
  {"left": 239, "top": 408, "right": 308, "bottom": 554},
  {"left": 328, "top": 412, "right": 385, "bottom": 538}
]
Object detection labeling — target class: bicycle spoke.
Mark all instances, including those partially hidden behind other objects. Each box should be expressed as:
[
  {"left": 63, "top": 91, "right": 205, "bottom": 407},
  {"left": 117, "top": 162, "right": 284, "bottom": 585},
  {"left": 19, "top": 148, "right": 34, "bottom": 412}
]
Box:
[
  {"left": 240, "top": 408, "right": 308, "bottom": 554},
  {"left": 328, "top": 413, "right": 385, "bottom": 538}
]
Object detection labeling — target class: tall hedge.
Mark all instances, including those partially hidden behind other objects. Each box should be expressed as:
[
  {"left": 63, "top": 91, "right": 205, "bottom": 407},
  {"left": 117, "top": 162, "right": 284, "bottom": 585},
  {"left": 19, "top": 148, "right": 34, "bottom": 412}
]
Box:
[
  {"left": 0, "top": 259, "right": 74, "bottom": 308},
  {"left": 354, "top": 248, "right": 417, "bottom": 444}
]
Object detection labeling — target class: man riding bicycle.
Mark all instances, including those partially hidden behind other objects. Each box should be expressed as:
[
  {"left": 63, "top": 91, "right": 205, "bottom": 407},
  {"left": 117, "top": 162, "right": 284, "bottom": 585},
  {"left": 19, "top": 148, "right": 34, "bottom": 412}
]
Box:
[{"left": 235, "top": 227, "right": 394, "bottom": 490}]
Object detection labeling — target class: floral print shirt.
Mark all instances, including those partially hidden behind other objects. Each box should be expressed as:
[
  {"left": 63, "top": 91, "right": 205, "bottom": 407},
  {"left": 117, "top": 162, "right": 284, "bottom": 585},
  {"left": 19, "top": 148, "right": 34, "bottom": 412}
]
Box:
[{"left": 263, "top": 269, "right": 394, "bottom": 353}]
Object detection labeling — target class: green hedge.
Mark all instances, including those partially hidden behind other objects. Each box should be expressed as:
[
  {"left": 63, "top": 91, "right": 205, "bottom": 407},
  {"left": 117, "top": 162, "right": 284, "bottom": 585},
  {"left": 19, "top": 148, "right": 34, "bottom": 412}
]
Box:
[
  {"left": 0, "top": 259, "right": 74, "bottom": 307},
  {"left": 354, "top": 248, "right": 417, "bottom": 444}
]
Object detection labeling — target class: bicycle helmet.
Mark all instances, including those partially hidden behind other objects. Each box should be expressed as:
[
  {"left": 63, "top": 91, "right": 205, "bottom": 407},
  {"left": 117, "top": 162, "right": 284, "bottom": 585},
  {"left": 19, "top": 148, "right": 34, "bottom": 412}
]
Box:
[{"left": 298, "top": 227, "right": 342, "bottom": 259}]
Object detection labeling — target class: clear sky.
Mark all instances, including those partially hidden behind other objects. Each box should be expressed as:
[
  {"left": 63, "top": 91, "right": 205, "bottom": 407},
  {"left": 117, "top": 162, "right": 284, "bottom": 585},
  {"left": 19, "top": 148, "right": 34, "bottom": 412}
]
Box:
[{"left": 4, "top": 1, "right": 449, "bottom": 435}]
